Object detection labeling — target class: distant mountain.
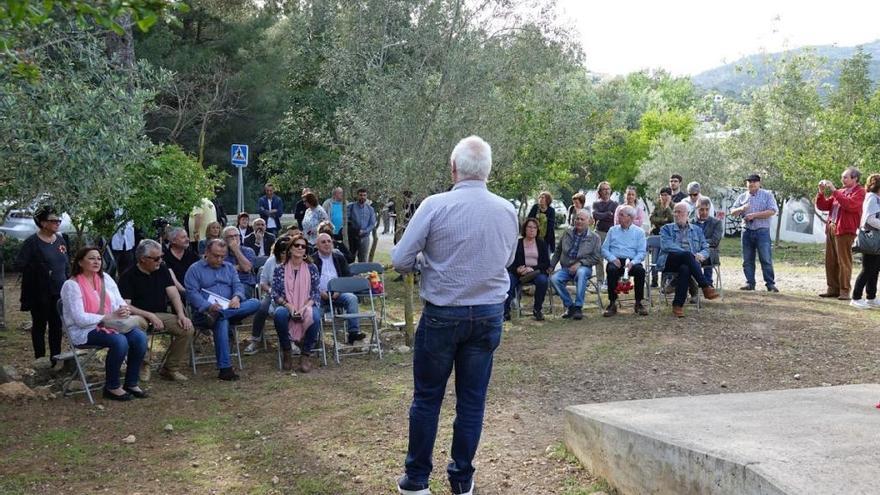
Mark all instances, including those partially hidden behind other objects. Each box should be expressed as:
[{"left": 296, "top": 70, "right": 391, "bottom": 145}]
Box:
[{"left": 692, "top": 40, "right": 880, "bottom": 95}]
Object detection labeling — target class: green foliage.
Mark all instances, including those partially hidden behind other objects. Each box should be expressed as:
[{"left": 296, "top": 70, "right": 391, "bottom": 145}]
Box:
[
  {"left": 638, "top": 134, "right": 738, "bottom": 198},
  {"left": 0, "top": 236, "right": 23, "bottom": 271}
]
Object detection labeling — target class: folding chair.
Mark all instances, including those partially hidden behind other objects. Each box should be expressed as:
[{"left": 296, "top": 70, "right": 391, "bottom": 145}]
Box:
[
  {"left": 546, "top": 270, "right": 604, "bottom": 314},
  {"left": 349, "top": 262, "right": 387, "bottom": 325},
  {"left": 326, "top": 277, "right": 382, "bottom": 364},
  {"left": 514, "top": 278, "right": 554, "bottom": 318},
  {"left": 54, "top": 300, "right": 104, "bottom": 405},
  {"left": 272, "top": 312, "right": 327, "bottom": 370},
  {"left": 188, "top": 304, "right": 245, "bottom": 373}
]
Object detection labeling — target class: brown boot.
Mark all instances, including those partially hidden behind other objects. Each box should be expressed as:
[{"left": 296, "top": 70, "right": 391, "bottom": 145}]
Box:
[
  {"left": 672, "top": 305, "right": 685, "bottom": 318},
  {"left": 298, "top": 355, "right": 313, "bottom": 373},
  {"left": 281, "top": 349, "right": 294, "bottom": 371},
  {"left": 702, "top": 286, "right": 720, "bottom": 300}
]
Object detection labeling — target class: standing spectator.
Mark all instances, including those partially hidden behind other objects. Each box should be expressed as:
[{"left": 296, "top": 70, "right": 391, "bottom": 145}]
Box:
[
  {"left": 271, "top": 234, "right": 322, "bottom": 372},
  {"left": 212, "top": 187, "right": 228, "bottom": 227},
  {"left": 236, "top": 212, "right": 253, "bottom": 240},
  {"left": 550, "top": 209, "right": 602, "bottom": 321},
  {"left": 816, "top": 167, "right": 865, "bottom": 300},
  {"left": 301, "top": 192, "right": 329, "bottom": 246},
  {"left": 184, "top": 239, "right": 261, "bottom": 381},
  {"left": 258, "top": 183, "right": 284, "bottom": 236},
  {"left": 163, "top": 227, "right": 200, "bottom": 293},
  {"left": 392, "top": 136, "right": 518, "bottom": 495},
  {"left": 682, "top": 182, "right": 715, "bottom": 221},
  {"left": 601, "top": 206, "right": 648, "bottom": 317},
  {"left": 348, "top": 188, "right": 377, "bottom": 262},
  {"left": 110, "top": 212, "right": 136, "bottom": 277},
  {"left": 15, "top": 205, "right": 69, "bottom": 364},
  {"left": 649, "top": 187, "right": 674, "bottom": 288},
  {"left": 119, "top": 240, "right": 194, "bottom": 382},
  {"left": 321, "top": 187, "right": 347, "bottom": 238},
  {"left": 221, "top": 226, "right": 257, "bottom": 299},
  {"left": 614, "top": 185, "right": 646, "bottom": 228},
  {"left": 851, "top": 173, "right": 880, "bottom": 308},
  {"left": 592, "top": 181, "right": 618, "bottom": 286},
  {"left": 730, "top": 174, "right": 779, "bottom": 292},
  {"left": 188, "top": 197, "right": 218, "bottom": 246},
  {"left": 669, "top": 174, "right": 685, "bottom": 202},
  {"left": 505, "top": 218, "right": 551, "bottom": 321},
  {"left": 692, "top": 198, "right": 724, "bottom": 288},
  {"left": 656, "top": 203, "right": 720, "bottom": 317},
  {"left": 568, "top": 192, "right": 586, "bottom": 226},
  {"left": 293, "top": 188, "right": 311, "bottom": 230},
  {"left": 527, "top": 191, "right": 557, "bottom": 254},
  {"left": 243, "top": 218, "right": 276, "bottom": 258}
]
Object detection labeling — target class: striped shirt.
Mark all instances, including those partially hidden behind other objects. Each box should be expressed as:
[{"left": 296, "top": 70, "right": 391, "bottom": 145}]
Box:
[
  {"left": 732, "top": 188, "right": 778, "bottom": 230},
  {"left": 391, "top": 180, "right": 518, "bottom": 306}
]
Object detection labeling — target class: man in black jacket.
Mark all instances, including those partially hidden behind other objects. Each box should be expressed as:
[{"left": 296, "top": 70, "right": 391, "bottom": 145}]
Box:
[
  {"left": 293, "top": 187, "right": 311, "bottom": 230},
  {"left": 243, "top": 218, "right": 276, "bottom": 257},
  {"left": 313, "top": 233, "right": 366, "bottom": 345}
]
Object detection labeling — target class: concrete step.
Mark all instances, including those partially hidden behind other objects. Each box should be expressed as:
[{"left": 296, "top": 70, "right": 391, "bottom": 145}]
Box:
[{"left": 564, "top": 384, "right": 880, "bottom": 495}]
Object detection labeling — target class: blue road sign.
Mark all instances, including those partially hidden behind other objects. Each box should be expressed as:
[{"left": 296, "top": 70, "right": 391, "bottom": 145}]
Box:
[{"left": 231, "top": 144, "right": 249, "bottom": 167}]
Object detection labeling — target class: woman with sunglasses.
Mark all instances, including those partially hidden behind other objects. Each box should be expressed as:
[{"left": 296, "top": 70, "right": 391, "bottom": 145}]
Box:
[
  {"left": 15, "top": 205, "right": 70, "bottom": 365},
  {"left": 272, "top": 234, "right": 322, "bottom": 372}
]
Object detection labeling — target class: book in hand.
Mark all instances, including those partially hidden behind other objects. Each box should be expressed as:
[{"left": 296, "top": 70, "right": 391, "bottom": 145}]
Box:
[{"left": 202, "top": 289, "right": 230, "bottom": 310}]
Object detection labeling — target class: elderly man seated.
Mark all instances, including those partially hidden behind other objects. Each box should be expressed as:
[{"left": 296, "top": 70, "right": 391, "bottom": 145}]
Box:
[
  {"left": 243, "top": 218, "right": 276, "bottom": 258},
  {"left": 221, "top": 226, "right": 257, "bottom": 299},
  {"left": 691, "top": 198, "right": 723, "bottom": 287},
  {"left": 184, "top": 238, "right": 261, "bottom": 381},
  {"left": 119, "top": 240, "right": 194, "bottom": 382},
  {"left": 657, "top": 203, "right": 721, "bottom": 317},
  {"left": 550, "top": 209, "right": 602, "bottom": 320},
  {"left": 602, "top": 205, "right": 648, "bottom": 316},
  {"left": 314, "top": 233, "right": 366, "bottom": 345}
]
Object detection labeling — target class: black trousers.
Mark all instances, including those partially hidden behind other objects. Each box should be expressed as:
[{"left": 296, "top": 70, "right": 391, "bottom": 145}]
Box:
[
  {"left": 853, "top": 253, "right": 880, "bottom": 300},
  {"left": 606, "top": 259, "right": 645, "bottom": 303},
  {"left": 31, "top": 295, "right": 62, "bottom": 361},
  {"left": 663, "top": 252, "right": 710, "bottom": 307}
]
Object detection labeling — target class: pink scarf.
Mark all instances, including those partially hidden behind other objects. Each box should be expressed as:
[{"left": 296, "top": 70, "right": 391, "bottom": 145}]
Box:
[
  {"left": 283, "top": 260, "right": 314, "bottom": 342},
  {"left": 76, "top": 273, "right": 111, "bottom": 315}
]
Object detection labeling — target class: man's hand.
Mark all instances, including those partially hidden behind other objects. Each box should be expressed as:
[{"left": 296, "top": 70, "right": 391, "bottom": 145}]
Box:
[
  {"left": 209, "top": 303, "right": 222, "bottom": 313},
  {"left": 228, "top": 236, "right": 241, "bottom": 251},
  {"left": 695, "top": 253, "right": 705, "bottom": 263},
  {"left": 178, "top": 315, "right": 193, "bottom": 332},
  {"left": 229, "top": 296, "right": 241, "bottom": 309},
  {"left": 568, "top": 262, "right": 581, "bottom": 275},
  {"left": 147, "top": 313, "right": 164, "bottom": 331},
  {"left": 321, "top": 291, "right": 329, "bottom": 301},
  {"left": 744, "top": 213, "right": 757, "bottom": 222}
]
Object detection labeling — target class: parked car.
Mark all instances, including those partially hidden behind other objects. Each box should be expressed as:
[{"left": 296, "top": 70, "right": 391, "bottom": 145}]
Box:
[{"left": 0, "top": 206, "right": 75, "bottom": 240}]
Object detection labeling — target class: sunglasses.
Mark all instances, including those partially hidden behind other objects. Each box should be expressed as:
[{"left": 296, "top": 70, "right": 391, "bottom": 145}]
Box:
[
  {"left": 145, "top": 255, "right": 162, "bottom": 262},
  {"left": 292, "top": 243, "right": 307, "bottom": 249},
  {"left": 45, "top": 219, "right": 62, "bottom": 224},
  {"left": 689, "top": 193, "right": 699, "bottom": 197}
]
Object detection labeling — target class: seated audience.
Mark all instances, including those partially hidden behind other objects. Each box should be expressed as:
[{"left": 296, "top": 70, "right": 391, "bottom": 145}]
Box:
[
  {"left": 614, "top": 186, "right": 646, "bottom": 228},
  {"left": 244, "top": 218, "right": 276, "bottom": 258},
  {"left": 197, "top": 221, "right": 222, "bottom": 255},
  {"left": 61, "top": 246, "right": 148, "bottom": 401},
  {"left": 602, "top": 206, "right": 648, "bottom": 317},
  {"left": 222, "top": 226, "right": 257, "bottom": 299},
  {"left": 244, "top": 236, "right": 292, "bottom": 355},
  {"left": 318, "top": 221, "right": 355, "bottom": 263},
  {"left": 272, "top": 234, "right": 323, "bottom": 372},
  {"left": 314, "top": 233, "right": 366, "bottom": 345},
  {"left": 184, "top": 239, "right": 261, "bottom": 381},
  {"left": 236, "top": 212, "right": 253, "bottom": 240},
  {"left": 691, "top": 198, "right": 723, "bottom": 287},
  {"left": 505, "top": 218, "right": 550, "bottom": 321},
  {"left": 163, "top": 227, "right": 200, "bottom": 293},
  {"left": 550, "top": 209, "right": 602, "bottom": 321},
  {"left": 656, "top": 203, "right": 721, "bottom": 317},
  {"left": 119, "top": 240, "right": 194, "bottom": 382},
  {"left": 682, "top": 182, "right": 715, "bottom": 221}
]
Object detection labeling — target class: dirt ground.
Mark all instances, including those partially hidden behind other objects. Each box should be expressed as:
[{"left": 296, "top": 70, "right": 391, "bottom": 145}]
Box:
[{"left": 2, "top": 248, "right": 880, "bottom": 495}]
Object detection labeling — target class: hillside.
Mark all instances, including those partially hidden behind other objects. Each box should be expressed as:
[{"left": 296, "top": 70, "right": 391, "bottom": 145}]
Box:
[{"left": 692, "top": 40, "right": 880, "bottom": 95}]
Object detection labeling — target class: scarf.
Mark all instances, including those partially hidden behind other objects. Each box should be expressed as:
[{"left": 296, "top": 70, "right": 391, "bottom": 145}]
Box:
[
  {"left": 283, "top": 260, "right": 314, "bottom": 342},
  {"left": 76, "top": 273, "right": 111, "bottom": 315}
]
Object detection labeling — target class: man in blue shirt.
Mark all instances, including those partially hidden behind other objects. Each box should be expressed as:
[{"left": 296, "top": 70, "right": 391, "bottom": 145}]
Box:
[
  {"left": 730, "top": 174, "right": 779, "bottom": 292},
  {"left": 602, "top": 205, "right": 648, "bottom": 316},
  {"left": 258, "top": 182, "right": 284, "bottom": 236},
  {"left": 222, "top": 227, "right": 257, "bottom": 299},
  {"left": 348, "top": 188, "right": 377, "bottom": 262},
  {"left": 184, "top": 238, "right": 260, "bottom": 381}
]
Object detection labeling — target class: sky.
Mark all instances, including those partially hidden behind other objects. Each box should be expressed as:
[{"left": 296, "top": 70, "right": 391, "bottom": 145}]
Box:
[{"left": 555, "top": 0, "right": 880, "bottom": 76}]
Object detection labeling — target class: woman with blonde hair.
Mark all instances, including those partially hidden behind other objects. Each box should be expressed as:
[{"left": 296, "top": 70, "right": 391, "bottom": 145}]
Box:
[{"left": 197, "top": 221, "right": 222, "bottom": 255}]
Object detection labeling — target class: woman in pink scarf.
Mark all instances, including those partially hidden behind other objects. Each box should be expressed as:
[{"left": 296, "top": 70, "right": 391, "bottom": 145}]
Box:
[
  {"left": 60, "top": 247, "right": 148, "bottom": 402},
  {"left": 271, "top": 234, "right": 322, "bottom": 372}
]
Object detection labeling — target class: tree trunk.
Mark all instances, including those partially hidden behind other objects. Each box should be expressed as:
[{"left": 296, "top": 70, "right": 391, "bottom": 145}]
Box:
[
  {"left": 197, "top": 116, "right": 208, "bottom": 166},
  {"left": 342, "top": 199, "right": 349, "bottom": 247},
  {"left": 369, "top": 221, "right": 379, "bottom": 262},
  {"left": 404, "top": 273, "right": 415, "bottom": 346},
  {"left": 105, "top": 15, "right": 135, "bottom": 70},
  {"left": 774, "top": 197, "right": 785, "bottom": 247}
]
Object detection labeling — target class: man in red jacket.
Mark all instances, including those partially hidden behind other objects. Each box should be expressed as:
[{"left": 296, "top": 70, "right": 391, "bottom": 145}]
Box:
[{"left": 815, "top": 167, "right": 864, "bottom": 300}]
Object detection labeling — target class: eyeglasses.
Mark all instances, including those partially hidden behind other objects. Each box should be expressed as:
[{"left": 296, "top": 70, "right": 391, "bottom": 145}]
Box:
[
  {"left": 45, "top": 219, "right": 62, "bottom": 224},
  {"left": 145, "top": 256, "right": 162, "bottom": 262},
  {"left": 292, "top": 243, "right": 307, "bottom": 249}
]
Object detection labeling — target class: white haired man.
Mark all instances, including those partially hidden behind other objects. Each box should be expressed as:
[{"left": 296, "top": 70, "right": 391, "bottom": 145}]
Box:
[
  {"left": 221, "top": 226, "right": 257, "bottom": 299},
  {"left": 550, "top": 209, "right": 602, "bottom": 320},
  {"left": 392, "top": 135, "right": 518, "bottom": 495},
  {"left": 601, "top": 205, "right": 648, "bottom": 316}
]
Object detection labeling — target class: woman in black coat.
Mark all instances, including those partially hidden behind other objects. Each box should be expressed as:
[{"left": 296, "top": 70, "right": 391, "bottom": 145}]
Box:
[
  {"left": 527, "top": 191, "right": 556, "bottom": 254},
  {"left": 14, "top": 206, "right": 69, "bottom": 364},
  {"left": 504, "top": 218, "right": 551, "bottom": 321}
]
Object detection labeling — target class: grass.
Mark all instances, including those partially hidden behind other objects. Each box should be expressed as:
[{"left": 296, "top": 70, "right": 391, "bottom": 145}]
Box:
[{"left": 718, "top": 239, "right": 825, "bottom": 265}]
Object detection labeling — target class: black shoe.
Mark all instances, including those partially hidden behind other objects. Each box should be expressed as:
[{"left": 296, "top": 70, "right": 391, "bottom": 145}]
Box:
[
  {"left": 650, "top": 281, "right": 658, "bottom": 288},
  {"left": 739, "top": 285, "right": 755, "bottom": 291},
  {"left": 561, "top": 307, "right": 573, "bottom": 319},
  {"left": 603, "top": 304, "right": 617, "bottom": 317},
  {"left": 102, "top": 388, "right": 133, "bottom": 402},
  {"left": 503, "top": 312, "right": 511, "bottom": 322},
  {"left": 572, "top": 306, "right": 584, "bottom": 320},
  {"left": 347, "top": 332, "right": 367, "bottom": 345},
  {"left": 767, "top": 285, "right": 779, "bottom": 292},
  {"left": 533, "top": 310, "right": 544, "bottom": 321},
  {"left": 218, "top": 367, "right": 240, "bottom": 381},
  {"left": 123, "top": 386, "right": 149, "bottom": 399},
  {"left": 635, "top": 303, "right": 648, "bottom": 316}
]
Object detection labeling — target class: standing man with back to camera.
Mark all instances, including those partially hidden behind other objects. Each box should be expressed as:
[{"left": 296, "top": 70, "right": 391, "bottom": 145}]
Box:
[{"left": 392, "top": 135, "right": 518, "bottom": 495}]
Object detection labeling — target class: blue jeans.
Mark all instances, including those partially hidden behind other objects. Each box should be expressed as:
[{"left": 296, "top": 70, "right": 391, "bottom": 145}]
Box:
[
  {"left": 273, "top": 306, "right": 321, "bottom": 355},
  {"left": 742, "top": 228, "right": 775, "bottom": 287},
  {"left": 550, "top": 265, "right": 592, "bottom": 309},
  {"left": 323, "top": 292, "right": 360, "bottom": 333},
  {"left": 83, "top": 328, "right": 147, "bottom": 390},
  {"left": 193, "top": 299, "right": 261, "bottom": 369},
  {"left": 404, "top": 302, "right": 503, "bottom": 488},
  {"left": 505, "top": 272, "right": 548, "bottom": 314}
]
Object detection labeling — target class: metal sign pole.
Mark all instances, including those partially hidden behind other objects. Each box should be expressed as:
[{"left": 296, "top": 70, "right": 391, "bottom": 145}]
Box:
[{"left": 237, "top": 167, "right": 244, "bottom": 214}]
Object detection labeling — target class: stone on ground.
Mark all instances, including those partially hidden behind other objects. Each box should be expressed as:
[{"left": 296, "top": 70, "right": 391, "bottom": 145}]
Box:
[
  {"left": 565, "top": 384, "right": 880, "bottom": 495},
  {"left": 0, "top": 381, "right": 36, "bottom": 401}
]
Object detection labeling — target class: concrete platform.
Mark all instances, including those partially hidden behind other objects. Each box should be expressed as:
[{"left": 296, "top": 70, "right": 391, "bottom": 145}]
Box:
[{"left": 564, "top": 384, "right": 880, "bottom": 495}]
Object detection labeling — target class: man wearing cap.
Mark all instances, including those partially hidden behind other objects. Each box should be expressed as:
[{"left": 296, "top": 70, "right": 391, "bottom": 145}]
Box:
[
  {"left": 682, "top": 182, "right": 715, "bottom": 221},
  {"left": 730, "top": 175, "right": 779, "bottom": 292}
]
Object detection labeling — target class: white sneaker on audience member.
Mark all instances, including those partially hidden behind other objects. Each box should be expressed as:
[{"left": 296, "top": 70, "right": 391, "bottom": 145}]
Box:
[
  {"left": 850, "top": 299, "right": 870, "bottom": 310},
  {"left": 243, "top": 338, "right": 261, "bottom": 355},
  {"left": 291, "top": 342, "right": 301, "bottom": 355},
  {"left": 867, "top": 298, "right": 880, "bottom": 309}
]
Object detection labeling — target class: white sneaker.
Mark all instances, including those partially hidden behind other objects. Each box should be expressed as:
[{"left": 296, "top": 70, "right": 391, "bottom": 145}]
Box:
[
  {"left": 867, "top": 299, "right": 880, "bottom": 309},
  {"left": 850, "top": 299, "right": 870, "bottom": 310},
  {"left": 290, "top": 343, "right": 301, "bottom": 355},
  {"left": 243, "top": 340, "right": 260, "bottom": 355}
]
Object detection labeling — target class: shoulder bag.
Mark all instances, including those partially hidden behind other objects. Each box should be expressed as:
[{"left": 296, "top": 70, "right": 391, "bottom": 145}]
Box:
[{"left": 98, "top": 277, "right": 144, "bottom": 333}]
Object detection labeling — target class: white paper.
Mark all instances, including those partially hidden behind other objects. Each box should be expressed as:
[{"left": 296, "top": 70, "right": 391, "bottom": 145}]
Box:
[{"left": 202, "top": 289, "right": 230, "bottom": 310}]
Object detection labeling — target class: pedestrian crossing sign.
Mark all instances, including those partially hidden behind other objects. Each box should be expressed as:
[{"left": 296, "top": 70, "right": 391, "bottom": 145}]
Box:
[{"left": 231, "top": 144, "right": 248, "bottom": 167}]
